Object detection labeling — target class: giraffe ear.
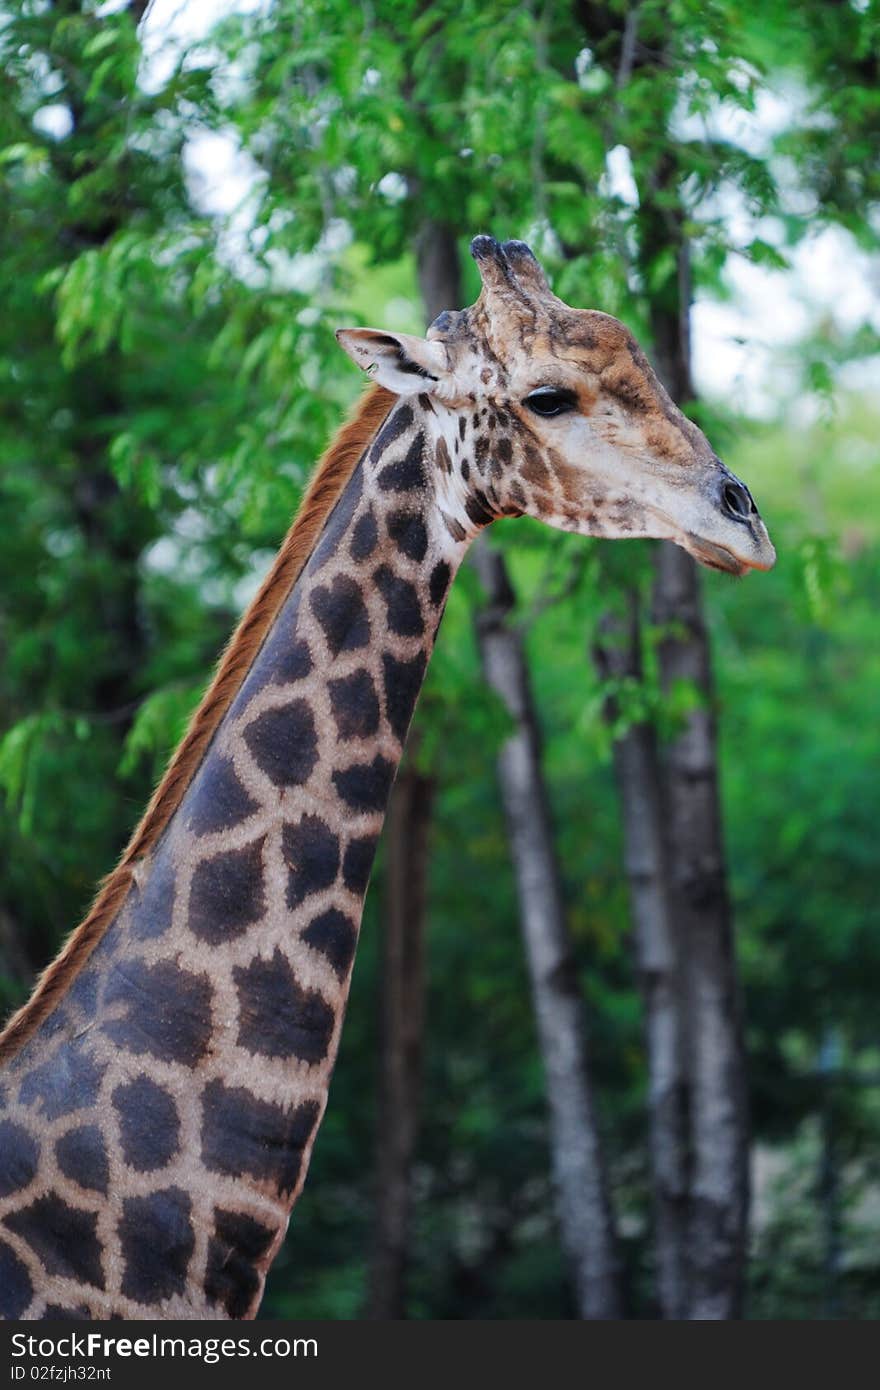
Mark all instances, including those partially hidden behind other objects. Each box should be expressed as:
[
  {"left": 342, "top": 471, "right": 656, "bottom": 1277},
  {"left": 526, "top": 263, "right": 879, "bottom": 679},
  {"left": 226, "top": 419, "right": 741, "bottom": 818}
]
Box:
[{"left": 335, "top": 328, "right": 449, "bottom": 395}]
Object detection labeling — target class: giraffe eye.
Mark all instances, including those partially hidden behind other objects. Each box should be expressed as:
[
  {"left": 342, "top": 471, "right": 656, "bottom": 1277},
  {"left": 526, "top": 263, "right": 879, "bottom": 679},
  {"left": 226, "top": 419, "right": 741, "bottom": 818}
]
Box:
[{"left": 523, "top": 386, "right": 577, "bottom": 418}]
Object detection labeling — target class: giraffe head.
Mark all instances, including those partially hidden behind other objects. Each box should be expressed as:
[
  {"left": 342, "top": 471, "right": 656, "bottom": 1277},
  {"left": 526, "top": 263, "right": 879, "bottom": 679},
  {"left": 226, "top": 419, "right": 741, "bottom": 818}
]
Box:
[{"left": 337, "top": 235, "right": 775, "bottom": 576}]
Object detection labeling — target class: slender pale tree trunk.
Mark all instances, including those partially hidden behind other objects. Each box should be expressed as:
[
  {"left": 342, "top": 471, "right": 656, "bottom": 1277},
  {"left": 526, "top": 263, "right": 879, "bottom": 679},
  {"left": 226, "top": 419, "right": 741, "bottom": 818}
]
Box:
[
  {"left": 472, "top": 542, "right": 622, "bottom": 1319},
  {"left": 592, "top": 589, "right": 690, "bottom": 1318},
  {"left": 366, "top": 763, "right": 433, "bottom": 1319},
  {"left": 651, "top": 538, "right": 749, "bottom": 1319},
  {"left": 640, "top": 192, "right": 750, "bottom": 1318}
]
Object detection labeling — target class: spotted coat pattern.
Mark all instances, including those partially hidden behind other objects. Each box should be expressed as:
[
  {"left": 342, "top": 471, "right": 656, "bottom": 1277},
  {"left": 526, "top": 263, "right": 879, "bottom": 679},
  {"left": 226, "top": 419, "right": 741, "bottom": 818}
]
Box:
[{"left": 0, "top": 396, "right": 484, "bottom": 1319}]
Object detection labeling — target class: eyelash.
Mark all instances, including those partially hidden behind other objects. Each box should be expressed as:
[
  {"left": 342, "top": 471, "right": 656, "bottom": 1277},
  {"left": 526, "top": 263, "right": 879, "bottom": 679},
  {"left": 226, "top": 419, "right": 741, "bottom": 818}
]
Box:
[{"left": 523, "top": 387, "right": 577, "bottom": 418}]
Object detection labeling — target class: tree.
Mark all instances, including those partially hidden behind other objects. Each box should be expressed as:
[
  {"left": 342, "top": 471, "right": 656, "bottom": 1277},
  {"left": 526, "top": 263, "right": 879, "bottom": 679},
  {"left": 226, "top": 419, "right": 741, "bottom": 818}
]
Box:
[
  {"left": 592, "top": 576, "right": 689, "bottom": 1317},
  {"left": 548, "top": 1, "right": 789, "bottom": 1313},
  {"left": 473, "top": 537, "right": 622, "bottom": 1318},
  {"left": 365, "top": 757, "right": 433, "bottom": 1318}
]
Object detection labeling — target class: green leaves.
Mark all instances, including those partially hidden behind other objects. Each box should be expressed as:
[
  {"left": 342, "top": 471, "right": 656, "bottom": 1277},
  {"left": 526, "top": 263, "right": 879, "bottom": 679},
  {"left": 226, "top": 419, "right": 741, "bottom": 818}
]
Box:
[
  {"left": 795, "top": 534, "right": 850, "bottom": 628},
  {"left": 118, "top": 683, "right": 203, "bottom": 781},
  {"left": 54, "top": 234, "right": 154, "bottom": 365},
  {"left": 0, "top": 142, "right": 45, "bottom": 168},
  {"left": 743, "top": 238, "right": 790, "bottom": 271},
  {"left": 0, "top": 713, "right": 68, "bottom": 837}
]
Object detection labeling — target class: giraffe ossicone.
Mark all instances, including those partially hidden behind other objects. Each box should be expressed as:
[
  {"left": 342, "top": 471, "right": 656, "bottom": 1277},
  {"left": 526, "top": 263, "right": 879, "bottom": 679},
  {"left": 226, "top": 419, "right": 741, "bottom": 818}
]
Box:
[{"left": 0, "top": 235, "right": 774, "bottom": 1321}]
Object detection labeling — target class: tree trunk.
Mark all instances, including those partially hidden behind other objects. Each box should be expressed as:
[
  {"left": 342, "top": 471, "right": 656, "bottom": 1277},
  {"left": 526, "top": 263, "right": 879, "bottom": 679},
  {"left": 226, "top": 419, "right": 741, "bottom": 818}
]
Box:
[
  {"left": 592, "top": 589, "right": 690, "bottom": 1318},
  {"left": 472, "top": 540, "right": 622, "bottom": 1319},
  {"left": 416, "top": 221, "right": 462, "bottom": 323},
  {"left": 650, "top": 540, "right": 749, "bottom": 1319},
  {"left": 365, "top": 763, "right": 433, "bottom": 1319},
  {"left": 641, "top": 201, "right": 750, "bottom": 1319},
  {"left": 818, "top": 1029, "right": 842, "bottom": 1320}
]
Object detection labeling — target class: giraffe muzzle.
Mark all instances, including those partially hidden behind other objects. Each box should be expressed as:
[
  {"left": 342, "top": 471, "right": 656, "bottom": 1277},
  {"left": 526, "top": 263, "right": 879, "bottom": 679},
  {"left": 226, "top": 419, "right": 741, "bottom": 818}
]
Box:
[{"left": 687, "top": 465, "right": 776, "bottom": 576}]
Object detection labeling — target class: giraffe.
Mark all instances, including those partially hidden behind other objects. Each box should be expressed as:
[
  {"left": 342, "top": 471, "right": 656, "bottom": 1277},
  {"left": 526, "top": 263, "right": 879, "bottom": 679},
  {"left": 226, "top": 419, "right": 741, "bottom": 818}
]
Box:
[{"left": 0, "top": 235, "right": 774, "bottom": 1321}]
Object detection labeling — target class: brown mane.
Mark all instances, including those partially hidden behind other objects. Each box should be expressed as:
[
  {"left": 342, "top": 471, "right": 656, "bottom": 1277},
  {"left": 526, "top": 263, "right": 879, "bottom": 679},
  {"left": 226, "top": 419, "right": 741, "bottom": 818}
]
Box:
[{"left": 0, "top": 384, "right": 396, "bottom": 1063}]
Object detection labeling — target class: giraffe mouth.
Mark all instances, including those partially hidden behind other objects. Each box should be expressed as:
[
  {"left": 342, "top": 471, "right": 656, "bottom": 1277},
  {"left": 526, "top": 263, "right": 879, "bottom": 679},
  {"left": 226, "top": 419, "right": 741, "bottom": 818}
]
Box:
[
  {"left": 685, "top": 535, "right": 752, "bottom": 577},
  {"left": 646, "top": 504, "right": 766, "bottom": 576}
]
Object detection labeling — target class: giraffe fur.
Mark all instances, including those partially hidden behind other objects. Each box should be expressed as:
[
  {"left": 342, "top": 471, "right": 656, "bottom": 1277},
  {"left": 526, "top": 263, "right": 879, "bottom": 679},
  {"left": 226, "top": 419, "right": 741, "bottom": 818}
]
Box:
[{"left": 0, "top": 236, "right": 774, "bottom": 1320}]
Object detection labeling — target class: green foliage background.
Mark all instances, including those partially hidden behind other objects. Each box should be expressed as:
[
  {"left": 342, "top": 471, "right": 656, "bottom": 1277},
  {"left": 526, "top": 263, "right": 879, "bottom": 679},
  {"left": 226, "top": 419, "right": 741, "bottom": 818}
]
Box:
[{"left": 0, "top": 0, "right": 878, "bottom": 1318}]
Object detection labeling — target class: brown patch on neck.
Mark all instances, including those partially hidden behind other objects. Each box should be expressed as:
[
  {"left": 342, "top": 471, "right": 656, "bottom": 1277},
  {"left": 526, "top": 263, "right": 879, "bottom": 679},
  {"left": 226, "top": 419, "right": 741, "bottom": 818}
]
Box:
[{"left": 0, "top": 385, "right": 396, "bottom": 1064}]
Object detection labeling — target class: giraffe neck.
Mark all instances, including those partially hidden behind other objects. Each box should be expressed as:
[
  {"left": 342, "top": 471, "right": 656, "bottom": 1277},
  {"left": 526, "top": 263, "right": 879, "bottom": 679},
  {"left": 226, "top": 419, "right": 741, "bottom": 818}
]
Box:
[{"left": 0, "top": 394, "right": 477, "bottom": 1321}]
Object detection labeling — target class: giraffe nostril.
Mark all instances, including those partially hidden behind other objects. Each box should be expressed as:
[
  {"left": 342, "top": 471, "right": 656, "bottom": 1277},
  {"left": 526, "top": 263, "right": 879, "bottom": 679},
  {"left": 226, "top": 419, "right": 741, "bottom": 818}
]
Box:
[{"left": 721, "top": 480, "right": 754, "bottom": 522}]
